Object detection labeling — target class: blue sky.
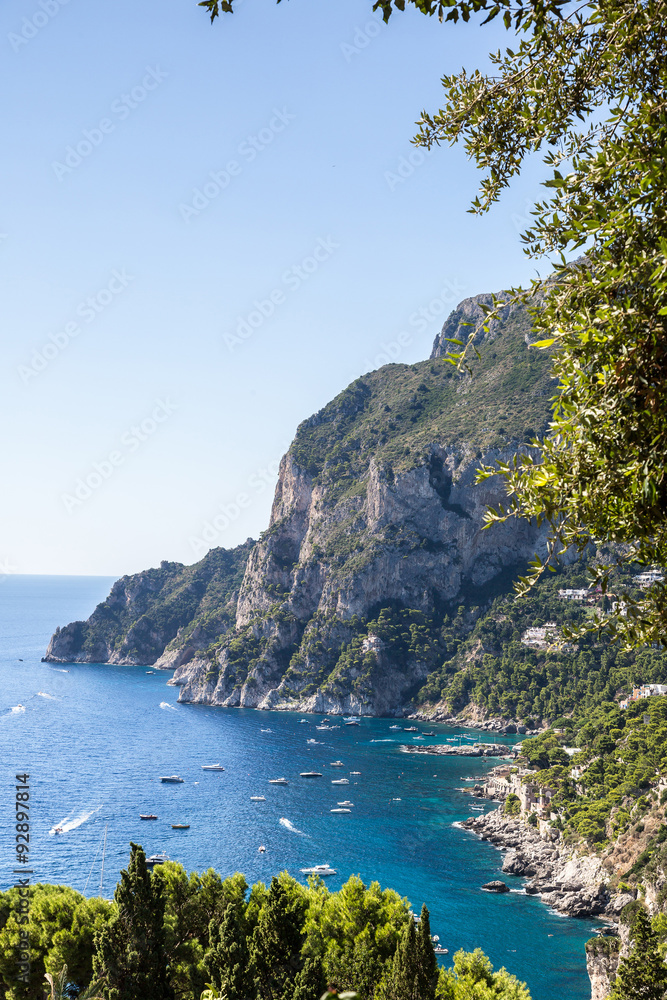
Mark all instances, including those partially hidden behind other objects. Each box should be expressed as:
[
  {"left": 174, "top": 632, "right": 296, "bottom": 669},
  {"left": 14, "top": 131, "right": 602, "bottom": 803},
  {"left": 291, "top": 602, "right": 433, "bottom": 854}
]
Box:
[{"left": 1, "top": 0, "right": 547, "bottom": 576}]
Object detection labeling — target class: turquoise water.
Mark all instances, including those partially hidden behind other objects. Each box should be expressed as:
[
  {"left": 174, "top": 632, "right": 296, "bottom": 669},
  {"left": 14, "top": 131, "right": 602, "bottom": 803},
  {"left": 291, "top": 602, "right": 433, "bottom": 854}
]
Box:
[{"left": 0, "top": 575, "right": 597, "bottom": 998}]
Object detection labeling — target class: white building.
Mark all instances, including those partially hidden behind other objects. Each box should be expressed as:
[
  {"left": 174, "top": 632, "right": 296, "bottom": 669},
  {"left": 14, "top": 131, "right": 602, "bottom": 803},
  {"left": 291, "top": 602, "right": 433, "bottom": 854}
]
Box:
[
  {"left": 521, "top": 623, "right": 558, "bottom": 648},
  {"left": 558, "top": 588, "right": 589, "bottom": 601},
  {"left": 634, "top": 569, "right": 665, "bottom": 589}
]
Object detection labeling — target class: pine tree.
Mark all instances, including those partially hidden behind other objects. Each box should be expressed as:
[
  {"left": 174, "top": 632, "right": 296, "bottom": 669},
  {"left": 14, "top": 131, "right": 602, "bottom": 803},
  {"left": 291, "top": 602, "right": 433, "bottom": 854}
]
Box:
[
  {"left": 93, "top": 843, "right": 174, "bottom": 1000},
  {"left": 611, "top": 907, "right": 667, "bottom": 1000},
  {"left": 204, "top": 897, "right": 250, "bottom": 1000},
  {"left": 291, "top": 957, "right": 327, "bottom": 1000},
  {"left": 389, "top": 919, "right": 420, "bottom": 1000},
  {"left": 415, "top": 905, "right": 438, "bottom": 1000},
  {"left": 248, "top": 876, "right": 307, "bottom": 1000}
]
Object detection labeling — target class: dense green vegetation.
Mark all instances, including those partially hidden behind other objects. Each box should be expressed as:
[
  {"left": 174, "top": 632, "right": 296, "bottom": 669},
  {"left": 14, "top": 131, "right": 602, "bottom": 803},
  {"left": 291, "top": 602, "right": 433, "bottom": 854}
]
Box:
[
  {"left": 416, "top": 557, "right": 667, "bottom": 724},
  {"left": 515, "top": 696, "right": 667, "bottom": 854},
  {"left": 290, "top": 304, "right": 552, "bottom": 505},
  {"left": 0, "top": 845, "right": 532, "bottom": 1000}
]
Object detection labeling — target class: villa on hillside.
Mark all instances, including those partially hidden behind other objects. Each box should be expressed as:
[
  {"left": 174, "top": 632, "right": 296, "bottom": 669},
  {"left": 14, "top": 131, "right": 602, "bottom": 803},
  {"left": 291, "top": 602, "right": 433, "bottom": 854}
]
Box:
[
  {"left": 634, "top": 569, "right": 665, "bottom": 589},
  {"left": 619, "top": 684, "right": 667, "bottom": 710},
  {"left": 521, "top": 623, "right": 559, "bottom": 648},
  {"left": 558, "top": 588, "right": 589, "bottom": 601}
]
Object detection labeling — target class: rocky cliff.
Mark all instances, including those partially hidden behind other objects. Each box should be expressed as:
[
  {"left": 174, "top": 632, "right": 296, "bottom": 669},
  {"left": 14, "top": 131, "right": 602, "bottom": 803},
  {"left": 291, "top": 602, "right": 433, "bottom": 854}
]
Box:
[{"left": 46, "top": 290, "right": 555, "bottom": 713}]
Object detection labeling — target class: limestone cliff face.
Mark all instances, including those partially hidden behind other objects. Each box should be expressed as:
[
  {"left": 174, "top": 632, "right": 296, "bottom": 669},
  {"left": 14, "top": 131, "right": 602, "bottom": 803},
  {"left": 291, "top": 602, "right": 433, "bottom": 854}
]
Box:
[
  {"left": 46, "top": 289, "right": 555, "bottom": 712},
  {"left": 172, "top": 441, "right": 549, "bottom": 713},
  {"left": 585, "top": 940, "right": 620, "bottom": 1000}
]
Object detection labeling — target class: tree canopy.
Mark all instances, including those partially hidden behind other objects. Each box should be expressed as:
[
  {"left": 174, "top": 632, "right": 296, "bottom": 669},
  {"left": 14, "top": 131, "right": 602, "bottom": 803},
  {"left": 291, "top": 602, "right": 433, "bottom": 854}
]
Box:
[{"left": 200, "top": 0, "right": 667, "bottom": 647}]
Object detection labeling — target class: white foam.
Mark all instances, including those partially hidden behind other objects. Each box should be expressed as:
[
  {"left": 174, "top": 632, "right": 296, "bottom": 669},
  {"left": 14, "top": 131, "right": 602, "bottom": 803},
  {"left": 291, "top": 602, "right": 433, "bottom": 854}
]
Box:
[
  {"left": 49, "top": 805, "right": 102, "bottom": 835},
  {"left": 10, "top": 704, "right": 25, "bottom": 713},
  {"left": 159, "top": 702, "right": 177, "bottom": 711},
  {"left": 279, "top": 817, "right": 307, "bottom": 836},
  {"left": 37, "top": 692, "right": 57, "bottom": 700}
]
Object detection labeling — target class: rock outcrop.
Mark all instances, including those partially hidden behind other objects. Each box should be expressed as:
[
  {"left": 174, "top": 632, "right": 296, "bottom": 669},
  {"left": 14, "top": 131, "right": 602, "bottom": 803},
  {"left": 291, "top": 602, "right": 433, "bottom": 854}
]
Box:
[{"left": 45, "top": 289, "right": 556, "bottom": 714}]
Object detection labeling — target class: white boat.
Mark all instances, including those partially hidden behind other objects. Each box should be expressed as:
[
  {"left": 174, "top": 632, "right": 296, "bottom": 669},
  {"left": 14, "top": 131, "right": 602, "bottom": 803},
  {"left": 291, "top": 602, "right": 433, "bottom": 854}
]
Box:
[
  {"left": 306, "top": 739, "right": 320, "bottom": 745},
  {"left": 344, "top": 720, "right": 360, "bottom": 726},
  {"left": 330, "top": 808, "right": 351, "bottom": 813},
  {"left": 389, "top": 725, "right": 401, "bottom": 730},
  {"left": 300, "top": 771, "right": 323, "bottom": 778},
  {"left": 298, "top": 719, "right": 309, "bottom": 724},
  {"left": 145, "top": 852, "right": 169, "bottom": 868},
  {"left": 331, "top": 778, "right": 350, "bottom": 785},
  {"left": 350, "top": 771, "right": 361, "bottom": 775},
  {"left": 434, "top": 946, "right": 449, "bottom": 955},
  {"left": 268, "top": 778, "right": 289, "bottom": 785},
  {"left": 330, "top": 760, "right": 344, "bottom": 767},
  {"left": 201, "top": 764, "right": 225, "bottom": 771},
  {"left": 250, "top": 795, "right": 266, "bottom": 801},
  {"left": 160, "top": 775, "right": 184, "bottom": 783},
  {"left": 300, "top": 864, "right": 337, "bottom": 876}
]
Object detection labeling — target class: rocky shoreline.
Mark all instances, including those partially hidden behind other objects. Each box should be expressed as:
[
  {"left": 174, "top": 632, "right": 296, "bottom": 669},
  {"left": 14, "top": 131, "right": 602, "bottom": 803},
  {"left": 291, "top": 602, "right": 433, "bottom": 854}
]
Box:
[
  {"left": 400, "top": 742, "right": 520, "bottom": 758},
  {"left": 459, "top": 806, "right": 632, "bottom": 921}
]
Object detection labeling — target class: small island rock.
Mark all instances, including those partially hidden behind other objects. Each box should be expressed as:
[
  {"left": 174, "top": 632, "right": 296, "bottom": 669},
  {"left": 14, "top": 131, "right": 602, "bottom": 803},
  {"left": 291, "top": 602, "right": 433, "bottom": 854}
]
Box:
[{"left": 481, "top": 880, "right": 510, "bottom": 893}]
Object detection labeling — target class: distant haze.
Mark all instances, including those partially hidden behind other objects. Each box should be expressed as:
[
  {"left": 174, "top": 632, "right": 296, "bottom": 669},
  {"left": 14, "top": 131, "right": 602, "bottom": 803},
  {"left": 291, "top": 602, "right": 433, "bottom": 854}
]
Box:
[{"left": 1, "top": 0, "right": 546, "bottom": 575}]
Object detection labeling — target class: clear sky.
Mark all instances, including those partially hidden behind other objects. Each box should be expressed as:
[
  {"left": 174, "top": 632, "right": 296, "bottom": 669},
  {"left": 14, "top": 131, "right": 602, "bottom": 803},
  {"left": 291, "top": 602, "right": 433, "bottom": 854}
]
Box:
[{"left": 1, "top": 0, "right": 547, "bottom": 577}]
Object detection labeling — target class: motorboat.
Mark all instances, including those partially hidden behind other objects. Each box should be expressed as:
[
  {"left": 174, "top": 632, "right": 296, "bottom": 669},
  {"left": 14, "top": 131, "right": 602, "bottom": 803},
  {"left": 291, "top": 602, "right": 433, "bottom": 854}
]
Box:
[
  {"left": 344, "top": 720, "right": 360, "bottom": 726},
  {"left": 250, "top": 796, "right": 266, "bottom": 801},
  {"left": 53, "top": 826, "right": 64, "bottom": 835},
  {"left": 202, "top": 764, "right": 225, "bottom": 771},
  {"left": 145, "top": 852, "right": 169, "bottom": 868},
  {"left": 306, "top": 739, "right": 320, "bottom": 745},
  {"left": 300, "top": 772, "right": 323, "bottom": 778},
  {"left": 258, "top": 845, "right": 266, "bottom": 852},
  {"left": 413, "top": 735, "right": 425, "bottom": 740},
  {"left": 330, "top": 808, "right": 351, "bottom": 813},
  {"left": 160, "top": 775, "right": 184, "bottom": 783},
  {"left": 300, "top": 864, "right": 337, "bottom": 876},
  {"left": 434, "top": 946, "right": 449, "bottom": 955},
  {"left": 331, "top": 778, "right": 350, "bottom": 785},
  {"left": 337, "top": 800, "right": 354, "bottom": 807},
  {"left": 171, "top": 824, "right": 190, "bottom": 829},
  {"left": 268, "top": 778, "right": 289, "bottom": 785},
  {"left": 298, "top": 719, "right": 309, "bottom": 724},
  {"left": 260, "top": 728, "right": 272, "bottom": 733},
  {"left": 389, "top": 725, "right": 401, "bottom": 730},
  {"left": 330, "top": 761, "right": 344, "bottom": 767},
  {"left": 140, "top": 814, "right": 158, "bottom": 820},
  {"left": 146, "top": 670, "right": 155, "bottom": 674},
  {"left": 404, "top": 726, "right": 419, "bottom": 732},
  {"left": 423, "top": 731, "right": 436, "bottom": 736},
  {"left": 350, "top": 771, "right": 361, "bottom": 775},
  {"left": 316, "top": 725, "right": 333, "bottom": 730}
]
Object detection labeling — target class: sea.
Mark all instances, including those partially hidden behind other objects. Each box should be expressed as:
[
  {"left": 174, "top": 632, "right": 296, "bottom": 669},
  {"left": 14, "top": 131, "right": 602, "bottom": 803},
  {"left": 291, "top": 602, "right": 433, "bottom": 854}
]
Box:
[{"left": 0, "top": 574, "right": 598, "bottom": 999}]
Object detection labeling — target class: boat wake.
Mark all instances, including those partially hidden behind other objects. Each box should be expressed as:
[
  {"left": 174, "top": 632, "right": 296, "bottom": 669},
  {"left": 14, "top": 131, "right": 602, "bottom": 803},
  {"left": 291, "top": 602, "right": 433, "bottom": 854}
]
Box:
[
  {"left": 279, "top": 817, "right": 308, "bottom": 836},
  {"left": 159, "top": 702, "right": 177, "bottom": 711},
  {"left": 50, "top": 667, "right": 69, "bottom": 673},
  {"left": 37, "top": 691, "right": 57, "bottom": 699},
  {"left": 49, "top": 805, "right": 102, "bottom": 835},
  {"left": 370, "top": 739, "right": 394, "bottom": 743},
  {"left": 9, "top": 704, "right": 26, "bottom": 714}
]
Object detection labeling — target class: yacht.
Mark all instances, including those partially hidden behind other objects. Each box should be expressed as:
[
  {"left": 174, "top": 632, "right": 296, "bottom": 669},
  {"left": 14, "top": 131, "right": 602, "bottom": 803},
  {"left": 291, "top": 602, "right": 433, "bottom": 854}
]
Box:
[
  {"left": 300, "top": 771, "right": 323, "bottom": 778},
  {"left": 389, "top": 725, "right": 401, "bottom": 730},
  {"left": 337, "top": 800, "right": 354, "bottom": 807},
  {"left": 298, "top": 719, "right": 309, "bottom": 724},
  {"left": 258, "top": 845, "right": 266, "bottom": 853},
  {"left": 140, "top": 814, "right": 158, "bottom": 820},
  {"left": 201, "top": 764, "right": 225, "bottom": 771},
  {"left": 350, "top": 771, "right": 361, "bottom": 775},
  {"left": 145, "top": 852, "right": 169, "bottom": 868},
  {"left": 331, "top": 778, "right": 350, "bottom": 785},
  {"left": 300, "top": 864, "right": 337, "bottom": 876},
  {"left": 268, "top": 778, "right": 289, "bottom": 785},
  {"left": 434, "top": 946, "right": 449, "bottom": 955},
  {"left": 171, "top": 824, "right": 190, "bottom": 830},
  {"left": 306, "top": 739, "right": 320, "bottom": 745},
  {"left": 404, "top": 726, "right": 419, "bottom": 732},
  {"left": 423, "top": 731, "right": 436, "bottom": 736},
  {"left": 330, "top": 808, "right": 351, "bottom": 813},
  {"left": 250, "top": 795, "right": 266, "bottom": 801},
  {"left": 145, "top": 670, "right": 155, "bottom": 674},
  {"left": 160, "top": 775, "right": 184, "bottom": 783},
  {"left": 344, "top": 720, "right": 360, "bottom": 726},
  {"left": 330, "top": 761, "right": 344, "bottom": 767}
]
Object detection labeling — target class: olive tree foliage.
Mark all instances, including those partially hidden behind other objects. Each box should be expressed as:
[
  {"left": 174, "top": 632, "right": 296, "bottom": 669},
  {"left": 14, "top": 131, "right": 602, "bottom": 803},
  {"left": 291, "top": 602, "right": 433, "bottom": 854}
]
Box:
[{"left": 199, "top": 0, "right": 667, "bottom": 647}]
